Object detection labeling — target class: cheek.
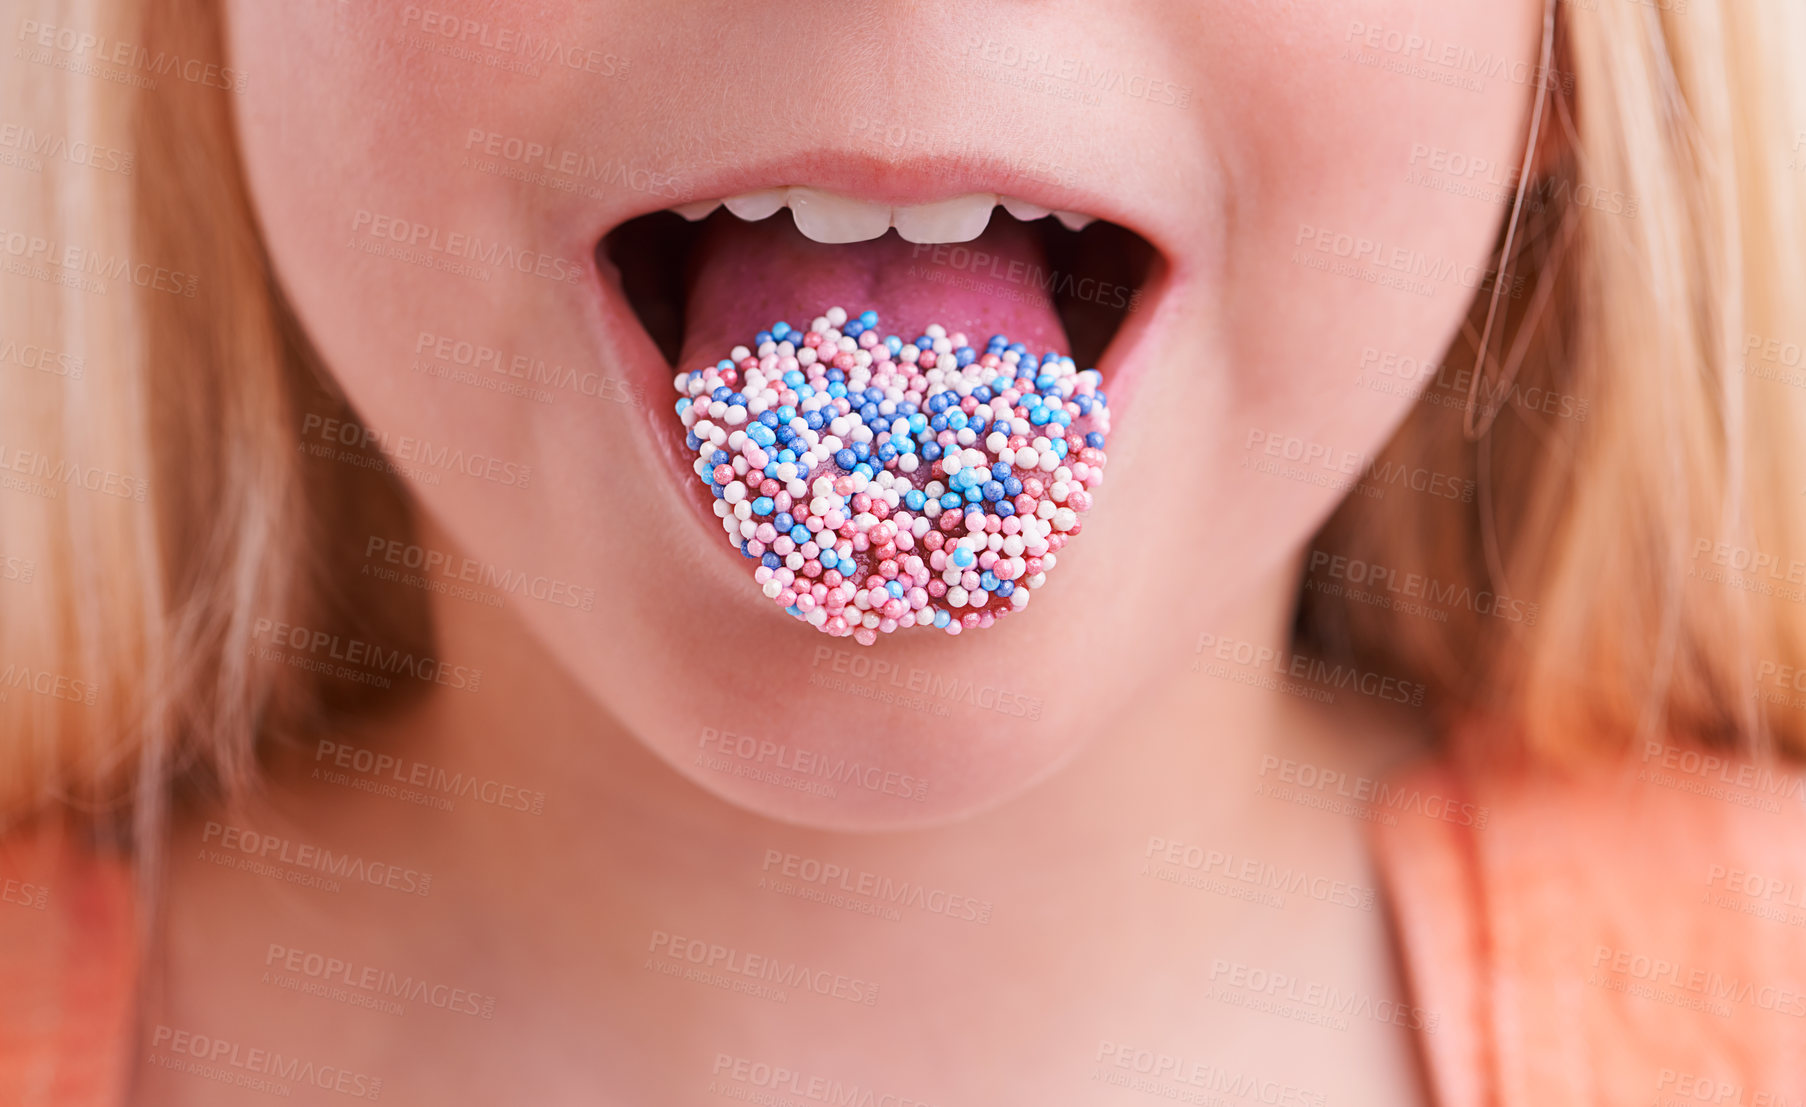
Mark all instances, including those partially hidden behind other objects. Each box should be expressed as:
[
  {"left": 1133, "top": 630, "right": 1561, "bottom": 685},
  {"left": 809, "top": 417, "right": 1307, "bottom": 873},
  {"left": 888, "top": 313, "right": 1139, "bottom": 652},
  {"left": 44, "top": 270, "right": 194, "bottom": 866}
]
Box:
[
  {"left": 1229, "top": 1, "right": 1540, "bottom": 413},
  {"left": 1134, "top": 0, "right": 1539, "bottom": 608},
  {"left": 227, "top": 0, "right": 648, "bottom": 617}
]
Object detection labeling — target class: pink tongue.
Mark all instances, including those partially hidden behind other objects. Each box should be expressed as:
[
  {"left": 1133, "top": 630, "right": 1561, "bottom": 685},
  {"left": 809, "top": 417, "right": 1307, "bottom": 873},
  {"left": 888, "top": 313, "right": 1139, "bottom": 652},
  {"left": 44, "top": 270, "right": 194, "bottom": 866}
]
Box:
[{"left": 678, "top": 212, "right": 1068, "bottom": 371}]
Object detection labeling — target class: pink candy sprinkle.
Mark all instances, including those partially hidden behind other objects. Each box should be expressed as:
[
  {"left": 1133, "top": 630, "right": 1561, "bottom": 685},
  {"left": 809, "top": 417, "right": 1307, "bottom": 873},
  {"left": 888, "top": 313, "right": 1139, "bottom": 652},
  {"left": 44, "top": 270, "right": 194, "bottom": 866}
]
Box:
[{"left": 673, "top": 308, "right": 1109, "bottom": 641}]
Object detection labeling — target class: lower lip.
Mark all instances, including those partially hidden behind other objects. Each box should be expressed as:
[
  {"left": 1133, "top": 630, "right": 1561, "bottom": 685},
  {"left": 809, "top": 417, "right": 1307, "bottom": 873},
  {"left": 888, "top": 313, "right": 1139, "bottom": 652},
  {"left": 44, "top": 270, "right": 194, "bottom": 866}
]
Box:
[{"left": 583, "top": 237, "right": 1180, "bottom": 608}]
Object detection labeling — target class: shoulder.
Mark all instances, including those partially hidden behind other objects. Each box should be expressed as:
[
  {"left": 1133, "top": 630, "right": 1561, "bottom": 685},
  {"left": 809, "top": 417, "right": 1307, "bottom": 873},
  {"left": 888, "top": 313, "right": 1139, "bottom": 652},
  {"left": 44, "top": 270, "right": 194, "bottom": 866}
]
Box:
[
  {"left": 0, "top": 820, "right": 137, "bottom": 1107},
  {"left": 1371, "top": 734, "right": 1806, "bottom": 1107}
]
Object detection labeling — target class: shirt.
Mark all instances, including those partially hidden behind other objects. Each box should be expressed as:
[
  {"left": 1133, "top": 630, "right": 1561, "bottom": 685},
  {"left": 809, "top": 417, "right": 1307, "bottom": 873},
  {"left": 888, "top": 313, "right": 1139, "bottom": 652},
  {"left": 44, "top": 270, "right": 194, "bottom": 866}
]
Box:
[{"left": 5, "top": 740, "right": 1805, "bottom": 1105}]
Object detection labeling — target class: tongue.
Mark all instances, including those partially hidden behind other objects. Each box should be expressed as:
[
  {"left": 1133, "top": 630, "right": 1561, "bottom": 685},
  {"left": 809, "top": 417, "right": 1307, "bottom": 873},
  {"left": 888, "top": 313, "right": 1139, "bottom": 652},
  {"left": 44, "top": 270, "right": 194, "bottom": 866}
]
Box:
[{"left": 678, "top": 212, "right": 1068, "bottom": 372}]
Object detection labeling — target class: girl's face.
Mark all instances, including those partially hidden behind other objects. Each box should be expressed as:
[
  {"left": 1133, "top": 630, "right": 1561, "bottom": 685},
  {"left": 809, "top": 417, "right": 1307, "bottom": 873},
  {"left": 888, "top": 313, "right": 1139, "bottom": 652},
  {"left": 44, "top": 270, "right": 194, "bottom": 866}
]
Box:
[{"left": 225, "top": 0, "right": 1541, "bottom": 829}]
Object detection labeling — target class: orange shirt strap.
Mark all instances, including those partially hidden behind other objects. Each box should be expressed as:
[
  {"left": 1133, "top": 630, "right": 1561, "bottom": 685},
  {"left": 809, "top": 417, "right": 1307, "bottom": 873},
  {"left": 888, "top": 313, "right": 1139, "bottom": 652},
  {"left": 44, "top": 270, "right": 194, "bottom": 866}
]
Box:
[
  {"left": 1373, "top": 747, "right": 1806, "bottom": 1107},
  {"left": 0, "top": 822, "right": 137, "bottom": 1107}
]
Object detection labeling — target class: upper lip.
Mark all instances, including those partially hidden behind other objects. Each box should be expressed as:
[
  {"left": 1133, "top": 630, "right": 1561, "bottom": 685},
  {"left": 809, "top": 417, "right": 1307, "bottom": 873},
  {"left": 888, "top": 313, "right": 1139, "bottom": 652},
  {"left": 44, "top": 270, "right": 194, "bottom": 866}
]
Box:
[{"left": 580, "top": 148, "right": 1181, "bottom": 266}]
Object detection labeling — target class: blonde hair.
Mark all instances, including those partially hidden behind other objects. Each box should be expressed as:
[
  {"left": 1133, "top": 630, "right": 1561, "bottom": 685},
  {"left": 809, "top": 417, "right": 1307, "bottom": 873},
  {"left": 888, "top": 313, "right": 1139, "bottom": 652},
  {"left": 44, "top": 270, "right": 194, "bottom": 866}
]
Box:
[
  {"left": 4, "top": 0, "right": 1806, "bottom": 839},
  {"left": 1302, "top": 0, "right": 1806, "bottom": 764}
]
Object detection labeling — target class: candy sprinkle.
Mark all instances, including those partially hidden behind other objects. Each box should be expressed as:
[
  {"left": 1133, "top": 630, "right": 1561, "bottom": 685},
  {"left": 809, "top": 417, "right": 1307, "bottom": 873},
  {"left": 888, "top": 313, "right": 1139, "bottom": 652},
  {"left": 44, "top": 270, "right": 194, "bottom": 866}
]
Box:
[{"left": 673, "top": 307, "right": 1109, "bottom": 645}]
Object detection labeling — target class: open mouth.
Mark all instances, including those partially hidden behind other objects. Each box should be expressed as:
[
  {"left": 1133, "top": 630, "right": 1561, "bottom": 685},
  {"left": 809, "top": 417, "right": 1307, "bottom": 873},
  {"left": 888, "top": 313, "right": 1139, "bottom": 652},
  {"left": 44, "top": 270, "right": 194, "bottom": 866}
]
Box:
[{"left": 597, "top": 186, "right": 1161, "bottom": 644}]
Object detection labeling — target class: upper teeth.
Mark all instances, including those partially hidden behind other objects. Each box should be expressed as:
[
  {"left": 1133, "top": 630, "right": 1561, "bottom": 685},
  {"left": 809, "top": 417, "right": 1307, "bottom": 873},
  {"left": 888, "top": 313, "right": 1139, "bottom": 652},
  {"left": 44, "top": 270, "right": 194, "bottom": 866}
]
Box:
[{"left": 667, "top": 188, "right": 1096, "bottom": 244}]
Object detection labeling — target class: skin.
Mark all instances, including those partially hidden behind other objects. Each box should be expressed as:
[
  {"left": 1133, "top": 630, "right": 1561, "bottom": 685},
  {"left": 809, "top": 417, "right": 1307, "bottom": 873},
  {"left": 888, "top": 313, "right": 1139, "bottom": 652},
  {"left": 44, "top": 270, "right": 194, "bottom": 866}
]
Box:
[{"left": 138, "top": 1, "right": 1543, "bottom": 1102}]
